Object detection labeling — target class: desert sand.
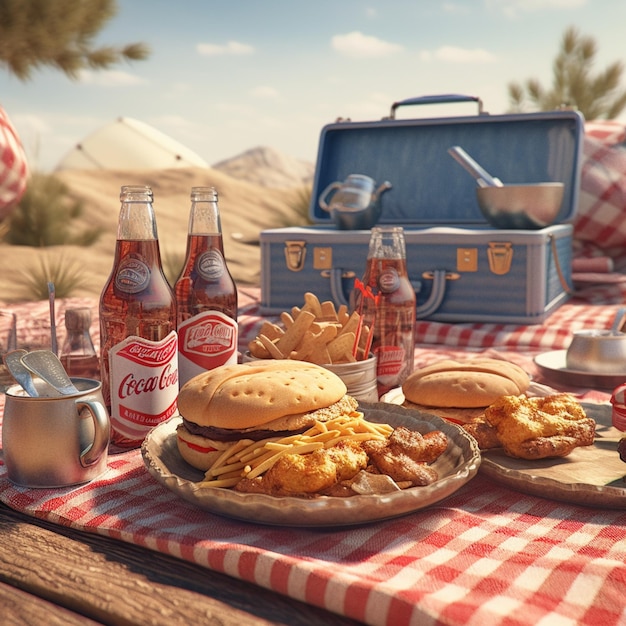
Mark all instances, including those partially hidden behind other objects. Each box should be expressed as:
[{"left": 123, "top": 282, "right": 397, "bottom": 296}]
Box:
[{"left": 0, "top": 161, "right": 311, "bottom": 303}]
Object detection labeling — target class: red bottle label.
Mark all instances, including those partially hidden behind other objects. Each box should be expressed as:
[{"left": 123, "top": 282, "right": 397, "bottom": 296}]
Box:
[
  {"left": 178, "top": 310, "right": 238, "bottom": 386},
  {"left": 375, "top": 345, "right": 406, "bottom": 378},
  {"left": 109, "top": 330, "right": 178, "bottom": 445}
]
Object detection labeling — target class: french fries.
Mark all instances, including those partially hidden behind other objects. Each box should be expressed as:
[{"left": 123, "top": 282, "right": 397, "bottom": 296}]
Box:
[
  {"left": 248, "top": 292, "right": 372, "bottom": 364},
  {"left": 199, "top": 412, "right": 393, "bottom": 489}
]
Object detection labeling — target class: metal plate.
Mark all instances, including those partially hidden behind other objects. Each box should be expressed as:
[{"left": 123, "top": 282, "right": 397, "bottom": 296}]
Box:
[
  {"left": 534, "top": 350, "right": 626, "bottom": 390},
  {"left": 141, "top": 403, "right": 481, "bottom": 527}
]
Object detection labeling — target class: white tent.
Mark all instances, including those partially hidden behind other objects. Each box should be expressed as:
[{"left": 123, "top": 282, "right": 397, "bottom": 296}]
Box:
[{"left": 55, "top": 117, "right": 208, "bottom": 171}]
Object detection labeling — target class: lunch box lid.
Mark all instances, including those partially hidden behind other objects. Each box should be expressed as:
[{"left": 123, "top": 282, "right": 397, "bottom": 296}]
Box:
[{"left": 309, "top": 94, "right": 584, "bottom": 226}]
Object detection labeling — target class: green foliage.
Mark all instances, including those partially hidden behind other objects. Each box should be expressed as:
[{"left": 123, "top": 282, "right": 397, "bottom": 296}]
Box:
[
  {"left": 18, "top": 252, "right": 90, "bottom": 300},
  {"left": 509, "top": 26, "right": 626, "bottom": 120},
  {"left": 4, "top": 172, "right": 101, "bottom": 247},
  {"left": 0, "top": 0, "right": 149, "bottom": 81},
  {"left": 277, "top": 184, "right": 313, "bottom": 227}
]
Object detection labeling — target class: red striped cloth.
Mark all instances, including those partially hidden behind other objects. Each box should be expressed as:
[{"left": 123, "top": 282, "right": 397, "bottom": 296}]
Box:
[
  {"left": 0, "top": 443, "right": 625, "bottom": 626},
  {"left": 0, "top": 105, "right": 28, "bottom": 219},
  {"left": 3, "top": 285, "right": 626, "bottom": 625},
  {"left": 574, "top": 122, "right": 626, "bottom": 259}
]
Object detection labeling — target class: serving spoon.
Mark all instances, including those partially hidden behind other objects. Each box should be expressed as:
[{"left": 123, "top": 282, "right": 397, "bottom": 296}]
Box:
[
  {"left": 21, "top": 350, "right": 79, "bottom": 395},
  {"left": 3, "top": 349, "right": 39, "bottom": 397},
  {"left": 448, "top": 145, "right": 503, "bottom": 188}
]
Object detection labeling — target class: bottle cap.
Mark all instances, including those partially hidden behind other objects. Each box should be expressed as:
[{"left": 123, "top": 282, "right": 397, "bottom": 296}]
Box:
[{"left": 64, "top": 308, "right": 92, "bottom": 331}]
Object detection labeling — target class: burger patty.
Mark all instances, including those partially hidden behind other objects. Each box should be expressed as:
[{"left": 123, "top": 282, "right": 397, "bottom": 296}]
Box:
[
  {"left": 181, "top": 394, "right": 360, "bottom": 443},
  {"left": 181, "top": 419, "right": 308, "bottom": 442}
]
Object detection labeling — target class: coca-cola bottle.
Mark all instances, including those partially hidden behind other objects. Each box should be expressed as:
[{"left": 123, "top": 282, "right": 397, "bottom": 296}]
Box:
[
  {"left": 99, "top": 185, "right": 178, "bottom": 448},
  {"left": 357, "top": 226, "right": 415, "bottom": 396},
  {"left": 175, "top": 186, "right": 238, "bottom": 387}
]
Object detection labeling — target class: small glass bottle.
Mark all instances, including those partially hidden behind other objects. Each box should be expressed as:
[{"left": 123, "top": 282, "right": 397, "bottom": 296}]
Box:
[
  {"left": 99, "top": 185, "right": 178, "bottom": 448},
  {"left": 175, "top": 186, "right": 238, "bottom": 387},
  {"left": 356, "top": 226, "right": 416, "bottom": 397},
  {"left": 59, "top": 307, "right": 100, "bottom": 379}
]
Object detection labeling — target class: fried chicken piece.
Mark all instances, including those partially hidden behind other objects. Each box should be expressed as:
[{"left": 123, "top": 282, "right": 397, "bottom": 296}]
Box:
[
  {"left": 235, "top": 440, "right": 368, "bottom": 497},
  {"left": 508, "top": 435, "right": 587, "bottom": 460},
  {"left": 362, "top": 442, "right": 439, "bottom": 486},
  {"left": 462, "top": 420, "right": 500, "bottom": 450},
  {"left": 362, "top": 426, "right": 447, "bottom": 486},
  {"left": 483, "top": 394, "right": 596, "bottom": 460},
  {"left": 387, "top": 427, "right": 448, "bottom": 463}
]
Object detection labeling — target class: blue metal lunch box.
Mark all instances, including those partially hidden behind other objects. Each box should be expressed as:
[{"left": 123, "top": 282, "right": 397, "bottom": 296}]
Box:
[{"left": 260, "top": 95, "right": 584, "bottom": 324}]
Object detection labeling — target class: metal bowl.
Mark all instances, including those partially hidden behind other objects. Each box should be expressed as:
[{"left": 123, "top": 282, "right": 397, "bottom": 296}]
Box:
[
  {"left": 566, "top": 329, "right": 626, "bottom": 374},
  {"left": 476, "top": 183, "right": 564, "bottom": 230}
]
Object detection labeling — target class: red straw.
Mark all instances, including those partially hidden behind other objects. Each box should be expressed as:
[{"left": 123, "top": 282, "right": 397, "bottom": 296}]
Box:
[{"left": 352, "top": 279, "right": 379, "bottom": 360}]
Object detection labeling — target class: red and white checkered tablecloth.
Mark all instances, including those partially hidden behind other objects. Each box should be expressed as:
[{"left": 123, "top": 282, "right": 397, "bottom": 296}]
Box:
[
  {"left": 2, "top": 283, "right": 626, "bottom": 625},
  {"left": 0, "top": 437, "right": 625, "bottom": 626}
]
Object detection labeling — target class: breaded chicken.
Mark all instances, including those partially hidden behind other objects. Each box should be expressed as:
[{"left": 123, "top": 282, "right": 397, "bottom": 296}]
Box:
[
  {"left": 482, "top": 394, "right": 595, "bottom": 459},
  {"left": 362, "top": 444, "right": 439, "bottom": 486},
  {"left": 235, "top": 440, "right": 368, "bottom": 497},
  {"left": 387, "top": 427, "right": 448, "bottom": 464},
  {"left": 362, "top": 426, "right": 447, "bottom": 486}
]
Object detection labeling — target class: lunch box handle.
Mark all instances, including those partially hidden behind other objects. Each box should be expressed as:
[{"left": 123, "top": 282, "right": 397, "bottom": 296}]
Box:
[
  {"left": 327, "top": 267, "right": 449, "bottom": 319},
  {"left": 388, "top": 94, "right": 485, "bottom": 119}
]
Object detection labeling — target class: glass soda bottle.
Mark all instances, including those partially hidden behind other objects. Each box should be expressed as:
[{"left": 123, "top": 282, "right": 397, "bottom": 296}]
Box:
[
  {"left": 99, "top": 185, "right": 178, "bottom": 448},
  {"left": 358, "top": 226, "right": 415, "bottom": 397},
  {"left": 175, "top": 186, "right": 238, "bottom": 387},
  {"left": 59, "top": 307, "right": 100, "bottom": 380}
]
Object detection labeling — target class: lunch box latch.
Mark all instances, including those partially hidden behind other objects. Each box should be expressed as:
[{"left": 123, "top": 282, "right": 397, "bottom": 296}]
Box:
[
  {"left": 488, "top": 242, "right": 514, "bottom": 275},
  {"left": 284, "top": 240, "right": 307, "bottom": 272}
]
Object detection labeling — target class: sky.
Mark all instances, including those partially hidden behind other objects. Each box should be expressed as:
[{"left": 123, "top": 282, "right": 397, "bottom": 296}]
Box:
[{"left": 2, "top": 0, "right": 626, "bottom": 172}]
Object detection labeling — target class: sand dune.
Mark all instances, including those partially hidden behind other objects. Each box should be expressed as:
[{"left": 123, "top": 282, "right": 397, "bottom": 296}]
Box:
[{"left": 0, "top": 156, "right": 312, "bottom": 303}]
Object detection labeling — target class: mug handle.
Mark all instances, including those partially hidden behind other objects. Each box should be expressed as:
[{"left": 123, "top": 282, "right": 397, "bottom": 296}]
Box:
[{"left": 76, "top": 399, "right": 111, "bottom": 467}]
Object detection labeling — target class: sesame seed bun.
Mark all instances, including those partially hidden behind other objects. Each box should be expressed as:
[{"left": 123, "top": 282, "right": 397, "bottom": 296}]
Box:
[
  {"left": 176, "top": 360, "right": 355, "bottom": 471},
  {"left": 177, "top": 360, "right": 347, "bottom": 429},
  {"left": 402, "top": 358, "right": 530, "bottom": 409}
]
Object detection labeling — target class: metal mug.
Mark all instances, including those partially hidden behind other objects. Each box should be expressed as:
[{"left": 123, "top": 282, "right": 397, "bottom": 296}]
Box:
[
  {"left": 2, "top": 377, "right": 110, "bottom": 487},
  {"left": 566, "top": 329, "right": 626, "bottom": 374}
]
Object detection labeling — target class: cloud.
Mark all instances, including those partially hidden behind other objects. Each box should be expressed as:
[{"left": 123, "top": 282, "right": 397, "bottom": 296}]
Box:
[
  {"left": 150, "top": 114, "right": 196, "bottom": 130},
  {"left": 250, "top": 85, "right": 280, "bottom": 100},
  {"left": 332, "top": 31, "right": 403, "bottom": 59},
  {"left": 486, "top": 0, "right": 587, "bottom": 17},
  {"left": 10, "top": 113, "right": 50, "bottom": 134},
  {"left": 442, "top": 2, "right": 471, "bottom": 14},
  {"left": 196, "top": 41, "right": 255, "bottom": 56},
  {"left": 77, "top": 69, "right": 148, "bottom": 86},
  {"left": 420, "top": 46, "right": 497, "bottom": 63}
]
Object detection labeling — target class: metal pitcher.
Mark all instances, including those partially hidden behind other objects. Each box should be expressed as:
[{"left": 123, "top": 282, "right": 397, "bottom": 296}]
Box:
[{"left": 319, "top": 174, "right": 392, "bottom": 230}]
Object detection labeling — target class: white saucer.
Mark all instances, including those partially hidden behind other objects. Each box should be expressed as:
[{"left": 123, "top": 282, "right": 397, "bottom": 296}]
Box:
[{"left": 534, "top": 350, "right": 626, "bottom": 390}]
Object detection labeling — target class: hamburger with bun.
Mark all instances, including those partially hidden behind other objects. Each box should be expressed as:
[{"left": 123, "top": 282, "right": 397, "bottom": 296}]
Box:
[
  {"left": 402, "top": 358, "right": 594, "bottom": 460},
  {"left": 176, "top": 359, "right": 358, "bottom": 471},
  {"left": 401, "top": 358, "right": 531, "bottom": 424}
]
